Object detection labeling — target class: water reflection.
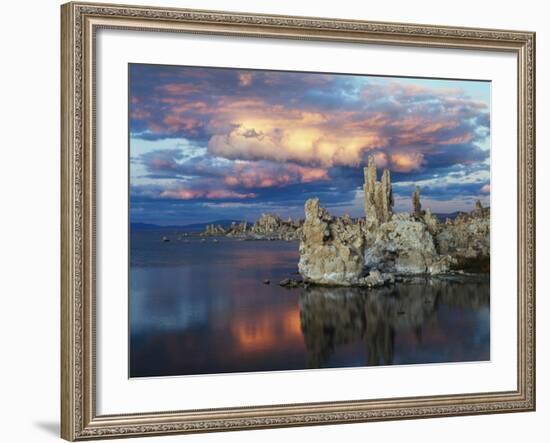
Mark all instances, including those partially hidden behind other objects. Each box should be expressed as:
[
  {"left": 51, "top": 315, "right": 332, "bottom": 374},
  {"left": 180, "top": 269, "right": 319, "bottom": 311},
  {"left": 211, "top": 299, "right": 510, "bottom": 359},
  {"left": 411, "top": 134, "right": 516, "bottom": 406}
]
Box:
[
  {"left": 130, "top": 231, "right": 489, "bottom": 377},
  {"left": 299, "top": 278, "right": 490, "bottom": 369}
]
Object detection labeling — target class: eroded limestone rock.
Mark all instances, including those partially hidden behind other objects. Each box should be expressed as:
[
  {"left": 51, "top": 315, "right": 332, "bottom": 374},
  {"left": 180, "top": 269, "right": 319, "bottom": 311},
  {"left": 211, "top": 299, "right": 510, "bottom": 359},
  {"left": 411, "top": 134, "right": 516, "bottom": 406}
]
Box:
[
  {"left": 412, "top": 186, "right": 424, "bottom": 219},
  {"left": 251, "top": 213, "right": 283, "bottom": 234},
  {"left": 364, "top": 213, "right": 447, "bottom": 275},
  {"left": 424, "top": 208, "right": 439, "bottom": 236},
  {"left": 206, "top": 213, "right": 303, "bottom": 240},
  {"left": 436, "top": 202, "right": 490, "bottom": 272},
  {"left": 248, "top": 213, "right": 302, "bottom": 240},
  {"left": 357, "top": 270, "right": 395, "bottom": 287},
  {"left": 201, "top": 224, "right": 226, "bottom": 236},
  {"left": 298, "top": 198, "right": 365, "bottom": 285},
  {"left": 297, "top": 154, "right": 489, "bottom": 284},
  {"left": 364, "top": 156, "right": 393, "bottom": 225}
]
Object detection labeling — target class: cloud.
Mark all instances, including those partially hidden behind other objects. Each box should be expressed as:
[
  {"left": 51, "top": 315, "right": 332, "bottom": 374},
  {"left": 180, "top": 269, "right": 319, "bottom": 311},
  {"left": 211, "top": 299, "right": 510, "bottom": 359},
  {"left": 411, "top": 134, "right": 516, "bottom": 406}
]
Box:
[
  {"left": 199, "top": 83, "right": 488, "bottom": 172},
  {"left": 390, "top": 152, "right": 425, "bottom": 172},
  {"left": 238, "top": 73, "right": 253, "bottom": 86},
  {"left": 134, "top": 147, "right": 335, "bottom": 209},
  {"left": 129, "top": 67, "right": 490, "bottom": 177},
  {"left": 156, "top": 83, "right": 201, "bottom": 96},
  {"left": 224, "top": 162, "right": 329, "bottom": 188},
  {"left": 160, "top": 188, "right": 256, "bottom": 200},
  {"left": 392, "top": 165, "right": 490, "bottom": 205},
  {"left": 207, "top": 117, "right": 387, "bottom": 168},
  {"left": 138, "top": 148, "right": 330, "bottom": 187},
  {"left": 366, "top": 151, "right": 425, "bottom": 173},
  {"left": 128, "top": 65, "right": 491, "bottom": 224}
]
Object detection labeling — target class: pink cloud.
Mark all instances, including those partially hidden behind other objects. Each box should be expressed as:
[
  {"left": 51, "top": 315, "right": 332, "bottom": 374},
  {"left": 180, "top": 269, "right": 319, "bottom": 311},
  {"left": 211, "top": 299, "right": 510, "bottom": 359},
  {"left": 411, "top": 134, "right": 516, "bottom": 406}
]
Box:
[
  {"left": 131, "top": 108, "right": 151, "bottom": 120},
  {"left": 480, "top": 184, "right": 490, "bottom": 194},
  {"left": 223, "top": 163, "right": 329, "bottom": 188},
  {"left": 372, "top": 152, "right": 389, "bottom": 168},
  {"left": 207, "top": 108, "right": 388, "bottom": 168},
  {"left": 135, "top": 73, "right": 488, "bottom": 174},
  {"left": 390, "top": 152, "right": 425, "bottom": 172},
  {"left": 238, "top": 73, "right": 253, "bottom": 87},
  {"left": 160, "top": 188, "right": 257, "bottom": 200},
  {"left": 156, "top": 83, "right": 200, "bottom": 95},
  {"left": 162, "top": 114, "right": 201, "bottom": 133}
]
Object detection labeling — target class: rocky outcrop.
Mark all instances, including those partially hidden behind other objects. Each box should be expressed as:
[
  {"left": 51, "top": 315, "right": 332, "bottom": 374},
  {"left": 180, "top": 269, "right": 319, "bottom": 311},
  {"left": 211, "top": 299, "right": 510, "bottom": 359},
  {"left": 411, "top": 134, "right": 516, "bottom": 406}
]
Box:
[
  {"left": 249, "top": 213, "right": 300, "bottom": 240},
  {"left": 412, "top": 186, "right": 424, "bottom": 219},
  {"left": 297, "top": 154, "right": 490, "bottom": 285},
  {"left": 364, "top": 213, "right": 451, "bottom": 275},
  {"left": 423, "top": 208, "right": 439, "bottom": 235},
  {"left": 298, "top": 198, "right": 366, "bottom": 285},
  {"left": 201, "top": 224, "right": 226, "bottom": 236},
  {"left": 364, "top": 156, "right": 393, "bottom": 225},
  {"left": 472, "top": 200, "right": 490, "bottom": 218},
  {"left": 225, "top": 221, "right": 248, "bottom": 236},
  {"left": 361, "top": 158, "right": 453, "bottom": 276},
  {"left": 361, "top": 269, "right": 395, "bottom": 287},
  {"left": 435, "top": 201, "right": 490, "bottom": 272},
  {"left": 411, "top": 187, "right": 438, "bottom": 234},
  {"left": 202, "top": 214, "right": 302, "bottom": 240},
  {"left": 251, "top": 213, "right": 282, "bottom": 234}
]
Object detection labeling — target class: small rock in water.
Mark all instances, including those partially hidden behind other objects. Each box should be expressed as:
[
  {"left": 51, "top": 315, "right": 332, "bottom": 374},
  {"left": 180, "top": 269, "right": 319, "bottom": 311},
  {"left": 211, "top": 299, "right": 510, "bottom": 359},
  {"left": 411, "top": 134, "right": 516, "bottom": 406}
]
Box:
[
  {"left": 212, "top": 239, "right": 219, "bottom": 243},
  {"left": 161, "top": 236, "right": 170, "bottom": 242},
  {"left": 279, "top": 278, "right": 290, "bottom": 287},
  {"left": 279, "top": 278, "right": 300, "bottom": 288},
  {"left": 200, "top": 238, "right": 206, "bottom": 243},
  {"left": 263, "top": 279, "right": 270, "bottom": 285}
]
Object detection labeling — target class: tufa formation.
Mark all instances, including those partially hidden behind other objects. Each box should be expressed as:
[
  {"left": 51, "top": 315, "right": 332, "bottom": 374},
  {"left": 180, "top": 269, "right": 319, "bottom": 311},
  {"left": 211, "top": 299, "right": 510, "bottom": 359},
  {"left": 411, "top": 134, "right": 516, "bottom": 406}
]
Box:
[
  {"left": 364, "top": 156, "right": 393, "bottom": 225},
  {"left": 299, "top": 155, "right": 490, "bottom": 286},
  {"left": 201, "top": 213, "right": 302, "bottom": 241}
]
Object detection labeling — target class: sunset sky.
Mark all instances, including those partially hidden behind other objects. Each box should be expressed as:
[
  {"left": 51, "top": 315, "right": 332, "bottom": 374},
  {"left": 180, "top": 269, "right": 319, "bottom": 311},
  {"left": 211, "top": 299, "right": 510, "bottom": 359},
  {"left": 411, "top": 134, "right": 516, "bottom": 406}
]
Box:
[{"left": 129, "top": 64, "right": 490, "bottom": 226}]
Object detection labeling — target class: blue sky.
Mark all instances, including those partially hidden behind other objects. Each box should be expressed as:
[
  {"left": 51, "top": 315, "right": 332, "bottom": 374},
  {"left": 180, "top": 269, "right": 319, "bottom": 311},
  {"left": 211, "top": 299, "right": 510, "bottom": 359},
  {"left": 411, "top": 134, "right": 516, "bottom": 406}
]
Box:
[{"left": 129, "top": 64, "right": 490, "bottom": 226}]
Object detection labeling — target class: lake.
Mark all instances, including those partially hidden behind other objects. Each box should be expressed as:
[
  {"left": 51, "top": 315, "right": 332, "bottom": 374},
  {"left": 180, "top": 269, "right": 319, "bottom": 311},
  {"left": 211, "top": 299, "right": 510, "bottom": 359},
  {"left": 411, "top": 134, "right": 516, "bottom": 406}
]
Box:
[{"left": 130, "top": 230, "right": 490, "bottom": 377}]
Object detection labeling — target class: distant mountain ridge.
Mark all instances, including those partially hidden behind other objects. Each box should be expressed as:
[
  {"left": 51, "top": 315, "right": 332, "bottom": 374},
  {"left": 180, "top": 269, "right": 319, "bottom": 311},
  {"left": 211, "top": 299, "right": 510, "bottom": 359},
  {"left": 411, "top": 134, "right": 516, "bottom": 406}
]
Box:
[{"left": 131, "top": 220, "right": 241, "bottom": 232}]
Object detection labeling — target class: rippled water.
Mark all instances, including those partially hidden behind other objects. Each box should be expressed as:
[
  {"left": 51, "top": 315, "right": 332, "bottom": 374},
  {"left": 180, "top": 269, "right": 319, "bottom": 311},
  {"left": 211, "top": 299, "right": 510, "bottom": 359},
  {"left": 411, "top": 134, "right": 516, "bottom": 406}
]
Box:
[{"left": 129, "top": 230, "right": 490, "bottom": 377}]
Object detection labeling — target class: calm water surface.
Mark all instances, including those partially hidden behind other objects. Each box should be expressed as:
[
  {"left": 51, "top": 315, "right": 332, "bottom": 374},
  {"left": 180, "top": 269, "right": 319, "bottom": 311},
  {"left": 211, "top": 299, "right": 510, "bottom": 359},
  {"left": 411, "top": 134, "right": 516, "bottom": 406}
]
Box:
[{"left": 130, "top": 230, "right": 490, "bottom": 377}]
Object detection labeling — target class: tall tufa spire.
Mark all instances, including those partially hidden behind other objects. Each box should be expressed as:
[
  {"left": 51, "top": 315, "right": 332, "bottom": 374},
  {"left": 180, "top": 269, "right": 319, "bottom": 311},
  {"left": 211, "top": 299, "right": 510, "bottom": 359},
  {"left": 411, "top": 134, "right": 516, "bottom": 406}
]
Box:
[
  {"left": 363, "top": 155, "right": 393, "bottom": 224},
  {"left": 412, "top": 185, "right": 424, "bottom": 219}
]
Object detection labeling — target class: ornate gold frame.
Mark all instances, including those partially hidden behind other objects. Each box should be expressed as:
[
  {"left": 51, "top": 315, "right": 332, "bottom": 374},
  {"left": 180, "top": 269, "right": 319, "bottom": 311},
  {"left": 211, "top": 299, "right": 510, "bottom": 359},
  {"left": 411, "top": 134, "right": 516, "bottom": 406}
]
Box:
[{"left": 61, "top": 1, "right": 536, "bottom": 440}]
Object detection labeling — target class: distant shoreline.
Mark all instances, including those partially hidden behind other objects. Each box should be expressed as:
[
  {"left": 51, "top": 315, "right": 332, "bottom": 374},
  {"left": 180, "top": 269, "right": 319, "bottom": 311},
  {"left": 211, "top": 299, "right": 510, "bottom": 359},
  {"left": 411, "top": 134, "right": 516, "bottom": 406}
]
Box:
[{"left": 130, "top": 211, "right": 470, "bottom": 233}]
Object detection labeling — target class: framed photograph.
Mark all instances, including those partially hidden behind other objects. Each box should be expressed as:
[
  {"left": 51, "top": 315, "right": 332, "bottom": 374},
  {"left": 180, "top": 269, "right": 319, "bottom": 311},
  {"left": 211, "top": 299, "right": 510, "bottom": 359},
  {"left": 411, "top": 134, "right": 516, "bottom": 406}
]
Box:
[{"left": 61, "top": 1, "right": 536, "bottom": 440}]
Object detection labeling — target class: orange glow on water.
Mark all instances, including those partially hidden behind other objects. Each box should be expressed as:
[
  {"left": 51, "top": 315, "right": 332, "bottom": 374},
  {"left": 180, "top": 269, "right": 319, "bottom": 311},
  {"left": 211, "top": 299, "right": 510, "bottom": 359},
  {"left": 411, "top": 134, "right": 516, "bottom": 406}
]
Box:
[{"left": 231, "top": 305, "right": 303, "bottom": 353}]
